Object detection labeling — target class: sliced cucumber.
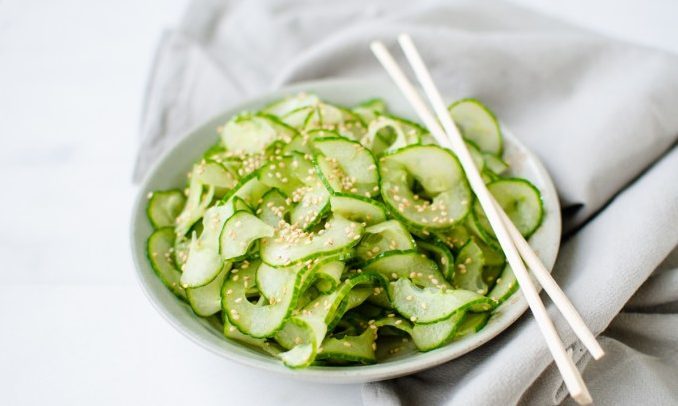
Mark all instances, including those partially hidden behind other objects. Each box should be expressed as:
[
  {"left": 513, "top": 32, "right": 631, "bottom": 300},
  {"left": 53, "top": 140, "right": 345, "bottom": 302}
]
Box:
[
  {"left": 186, "top": 264, "right": 230, "bottom": 316},
  {"left": 146, "top": 189, "right": 186, "bottom": 229},
  {"left": 361, "top": 115, "right": 422, "bottom": 155},
  {"left": 455, "top": 312, "right": 491, "bottom": 339},
  {"left": 390, "top": 278, "right": 492, "bottom": 324},
  {"left": 222, "top": 261, "right": 302, "bottom": 338},
  {"left": 374, "top": 316, "right": 413, "bottom": 335},
  {"left": 144, "top": 93, "right": 546, "bottom": 368},
  {"left": 313, "top": 137, "right": 379, "bottom": 197},
  {"left": 416, "top": 239, "right": 455, "bottom": 282},
  {"left": 146, "top": 228, "right": 186, "bottom": 300},
  {"left": 219, "top": 211, "right": 274, "bottom": 260},
  {"left": 223, "top": 172, "right": 270, "bottom": 208},
  {"left": 193, "top": 160, "right": 238, "bottom": 196},
  {"left": 318, "top": 327, "right": 377, "bottom": 363},
  {"left": 312, "top": 260, "right": 344, "bottom": 294},
  {"left": 263, "top": 93, "right": 320, "bottom": 117},
  {"left": 483, "top": 153, "right": 509, "bottom": 174},
  {"left": 434, "top": 225, "right": 471, "bottom": 251},
  {"left": 363, "top": 250, "right": 450, "bottom": 289},
  {"left": 223, "top": 318, "right": 282, "bottom": 357},
  {"left": 257, "top": 189, "right": 291, "bottom": 227},
  {"left": 449, "top": 98, "right": 502, "bottom": 155},
  {"left": 276, "top": 273, "right": 378, "bottom": 367},
  {"left": 289, "top": 180, "right": 330, "bottom": 230},
  {"left": 453, "top": 240, "right": 488, "bottom": 295},
  {"left": 258, "top": 155, "right": 306, "bottom": 196},
  {"left": 220, "top": 113, "right": 296, "bottom": 154},
  {"left": 357, "top": 220, "right": 416, "bottom": 261},
  {"left": 352, "top": 98, "right": 387, "bottom": 123},
  {"left": 473, "top": 178, "right": 544, "bottom": 239},
  {"left": 465, "top": 140, "right": 486, "bottom": 172},
  {"left": 260, "top": 215, "right": 364, "bottom": 267},
  {"left": 175, "top": 181, "right": 214, "bottom": 237},
  {"left": 411, "top": 311, "right": 465, "bottom": 351},
  {"left": 180, "top": 201, "right": 238, "bottom": 288},
  {"left": 380, "top": 145, "right": 472, "bottom": 230},
  {"left": 487, "top": 264, "right": 518, "bottom": 305},
  {"left": 329, "top": 194, "right": 387, "bottom": 225}
]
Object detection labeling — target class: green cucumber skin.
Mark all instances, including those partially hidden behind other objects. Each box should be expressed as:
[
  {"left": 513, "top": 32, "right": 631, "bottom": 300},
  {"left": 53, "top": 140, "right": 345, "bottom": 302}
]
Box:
[
  {"left": 146, "top": 227, "right": 187, "bottom": 301},
  {"left": 146, "top": 189, "right": 187, "bottom": 229},
  {"left": 473, "top": 178, "right": 545, "bottom": 241},
  {"left": 379, "top": 144, "right": 472, "bottom": 232},
  {"left": 312, "top": 136, "right": 380, "bottom": 198},
  {"left": 448, "top": 98, "right": 503, "bottom": 156}
]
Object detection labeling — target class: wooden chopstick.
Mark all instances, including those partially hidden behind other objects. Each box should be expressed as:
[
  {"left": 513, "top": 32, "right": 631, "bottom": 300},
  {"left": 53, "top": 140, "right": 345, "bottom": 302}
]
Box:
[
  {"left": 492, "top": 197, "right": 604, "bottom": 360},
  {"left": 392, "top": 33, "right": 604, "bottom": 362},
  {"left": 370, "top": 36, "right": 593, "bottom": 405}
]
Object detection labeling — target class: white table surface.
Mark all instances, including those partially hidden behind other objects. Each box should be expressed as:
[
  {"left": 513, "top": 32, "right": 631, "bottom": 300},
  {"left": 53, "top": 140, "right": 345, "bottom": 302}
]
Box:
[{"left": 1, "top": 0, "right": 676, "bottom": 405}]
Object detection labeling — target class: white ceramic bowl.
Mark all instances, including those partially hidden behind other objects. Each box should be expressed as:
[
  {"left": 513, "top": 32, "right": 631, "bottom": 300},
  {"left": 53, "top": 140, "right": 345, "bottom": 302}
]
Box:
[{"left": 130, "top": 79, "right": 561, "bottom": 383}]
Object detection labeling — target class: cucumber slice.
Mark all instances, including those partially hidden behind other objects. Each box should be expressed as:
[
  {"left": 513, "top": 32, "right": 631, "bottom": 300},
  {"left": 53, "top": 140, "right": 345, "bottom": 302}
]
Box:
[
  {"left": 193, "top": 160, "right": 238, "bottom": 195},
  {"left": 175, "top": 181, "right": 214, "bottom": 237},
  {"left": 220, "top": 113, "right": 296, "bottom": 154},
  {"left": 473, "top": 178, "right": 544, "bottom": 239},
  {"left": 257, "top": 189, "right": 291, "bottom": 227},
  {"left": 374, "top": 316, "right": 413, "bottom": 335},
  {"left": 219, "top": 211, "right": 275, "bottom": 260},
  {"left": 313, "top": 137, "right": 379, "bottom": 197},
  {"left": 311, "top": 260, "right": 344, "bottom": 294},
  {"left": 487, "top": 264, "right": 518, "bottom": 304},
  {"left": 276, "top": 272, "right": 382, "bottom": 367},
  {"left": 448, "top": 98, "right": 502, "bottom": 155},
  {"left": 453, "top": 240, "right": 488, "bottom": 295},
  {"left": 390, "top": 278, "right": 492, "bottom": 324},
  {"left": 260, "top": 215, "right": 364, "bottom": 267},
  {"left": 318, "top": 328, "right": 377, "bottom": 363},
  {"left": 465, "top": 141, "right": 486, "bottom": 172},
  {"left": 329, "top": 194, "right": 387, "bottom": 226},
  {"left": 281, "top": 129, "right": 337, "bottom": 156},
  {"left": 380, "top": 145, "right": 472, "bottom": 230},
  {"left": 434, "top": 225, "right": 471, "bottom": 251},
  {"left": 411, "top": 311, "right": 465, "bottom": 351},
  {"left": 361, "top": 115, "right": 422, "bottom": 155},
  {"left": 180, "top": 202, "right": 236, "bottom": 288},
  {"left": 352, "top": 98, "right": 387, "bottom": 123},
  {"left": 299, "top": 251, "right": 354, "bottom": 292},
  {"left": 146, "top": 189, "right": 186, "bottom": 229},
  {"left": 416, "top": 239, "right": 455, "bottom": 282},
  {"left": 223, "top": 318, "right": 282, "bottom": 357},
  {"left": 483, "top": 153, "right": 509, "bottom": 174},
  {"left": 259, "top": 155, "right": 306, "bottom": 196},
  {"left": 475, "top": 238, "right": 506, "bottom": 267},
  {"left": 146, "top": 228, "right": 186, "bottom": 300},
  {"left": 223, "top": 172, "right": 270, "bottom": 208},
  {"left": 289, "top": 180, "right": 330, "bottom": 230},
  {"left": 222, "top": 261, "right": 302, "bottom": 338},
  {"left": 357, "top": 220, "right": 416, "bottom": 261},
  {"left": 455, "top": 312, "right": 491, "bottom": 339},
  {"left": 263, "top": 93, "right": 320, "bottom": 117},
  {"left": 363, "top": 250, "right": 450, "bottom": 289},
  {"left": 186, "top": 264, "right": 231, "bottom": 316}
]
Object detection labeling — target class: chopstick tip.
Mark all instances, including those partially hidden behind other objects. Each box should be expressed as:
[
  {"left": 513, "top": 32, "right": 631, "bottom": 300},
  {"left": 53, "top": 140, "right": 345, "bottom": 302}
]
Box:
[
  {"left": 369, "top": 40, "right": 385, "bottom": 52},
  {"left": 397, "top": 33, "right": 413, "bottom": 46}
]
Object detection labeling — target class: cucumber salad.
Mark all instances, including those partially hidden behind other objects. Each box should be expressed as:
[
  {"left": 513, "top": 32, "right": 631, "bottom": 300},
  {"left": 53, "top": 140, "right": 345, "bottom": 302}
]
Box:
[{"left": 145, "top": 94, "right": 544, "bottom": 367}]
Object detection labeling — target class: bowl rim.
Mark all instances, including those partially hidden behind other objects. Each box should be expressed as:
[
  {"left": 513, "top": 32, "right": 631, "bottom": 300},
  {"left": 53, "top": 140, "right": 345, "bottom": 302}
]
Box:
[{"left": 130, "top": 78, "right": 561, "bottom": 383}]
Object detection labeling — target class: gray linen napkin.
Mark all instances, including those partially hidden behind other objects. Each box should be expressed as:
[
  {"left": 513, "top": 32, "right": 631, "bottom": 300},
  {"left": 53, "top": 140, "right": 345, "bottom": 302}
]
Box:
[{"left": 135, "top": 0, "right": 678, "bottom": 404}]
